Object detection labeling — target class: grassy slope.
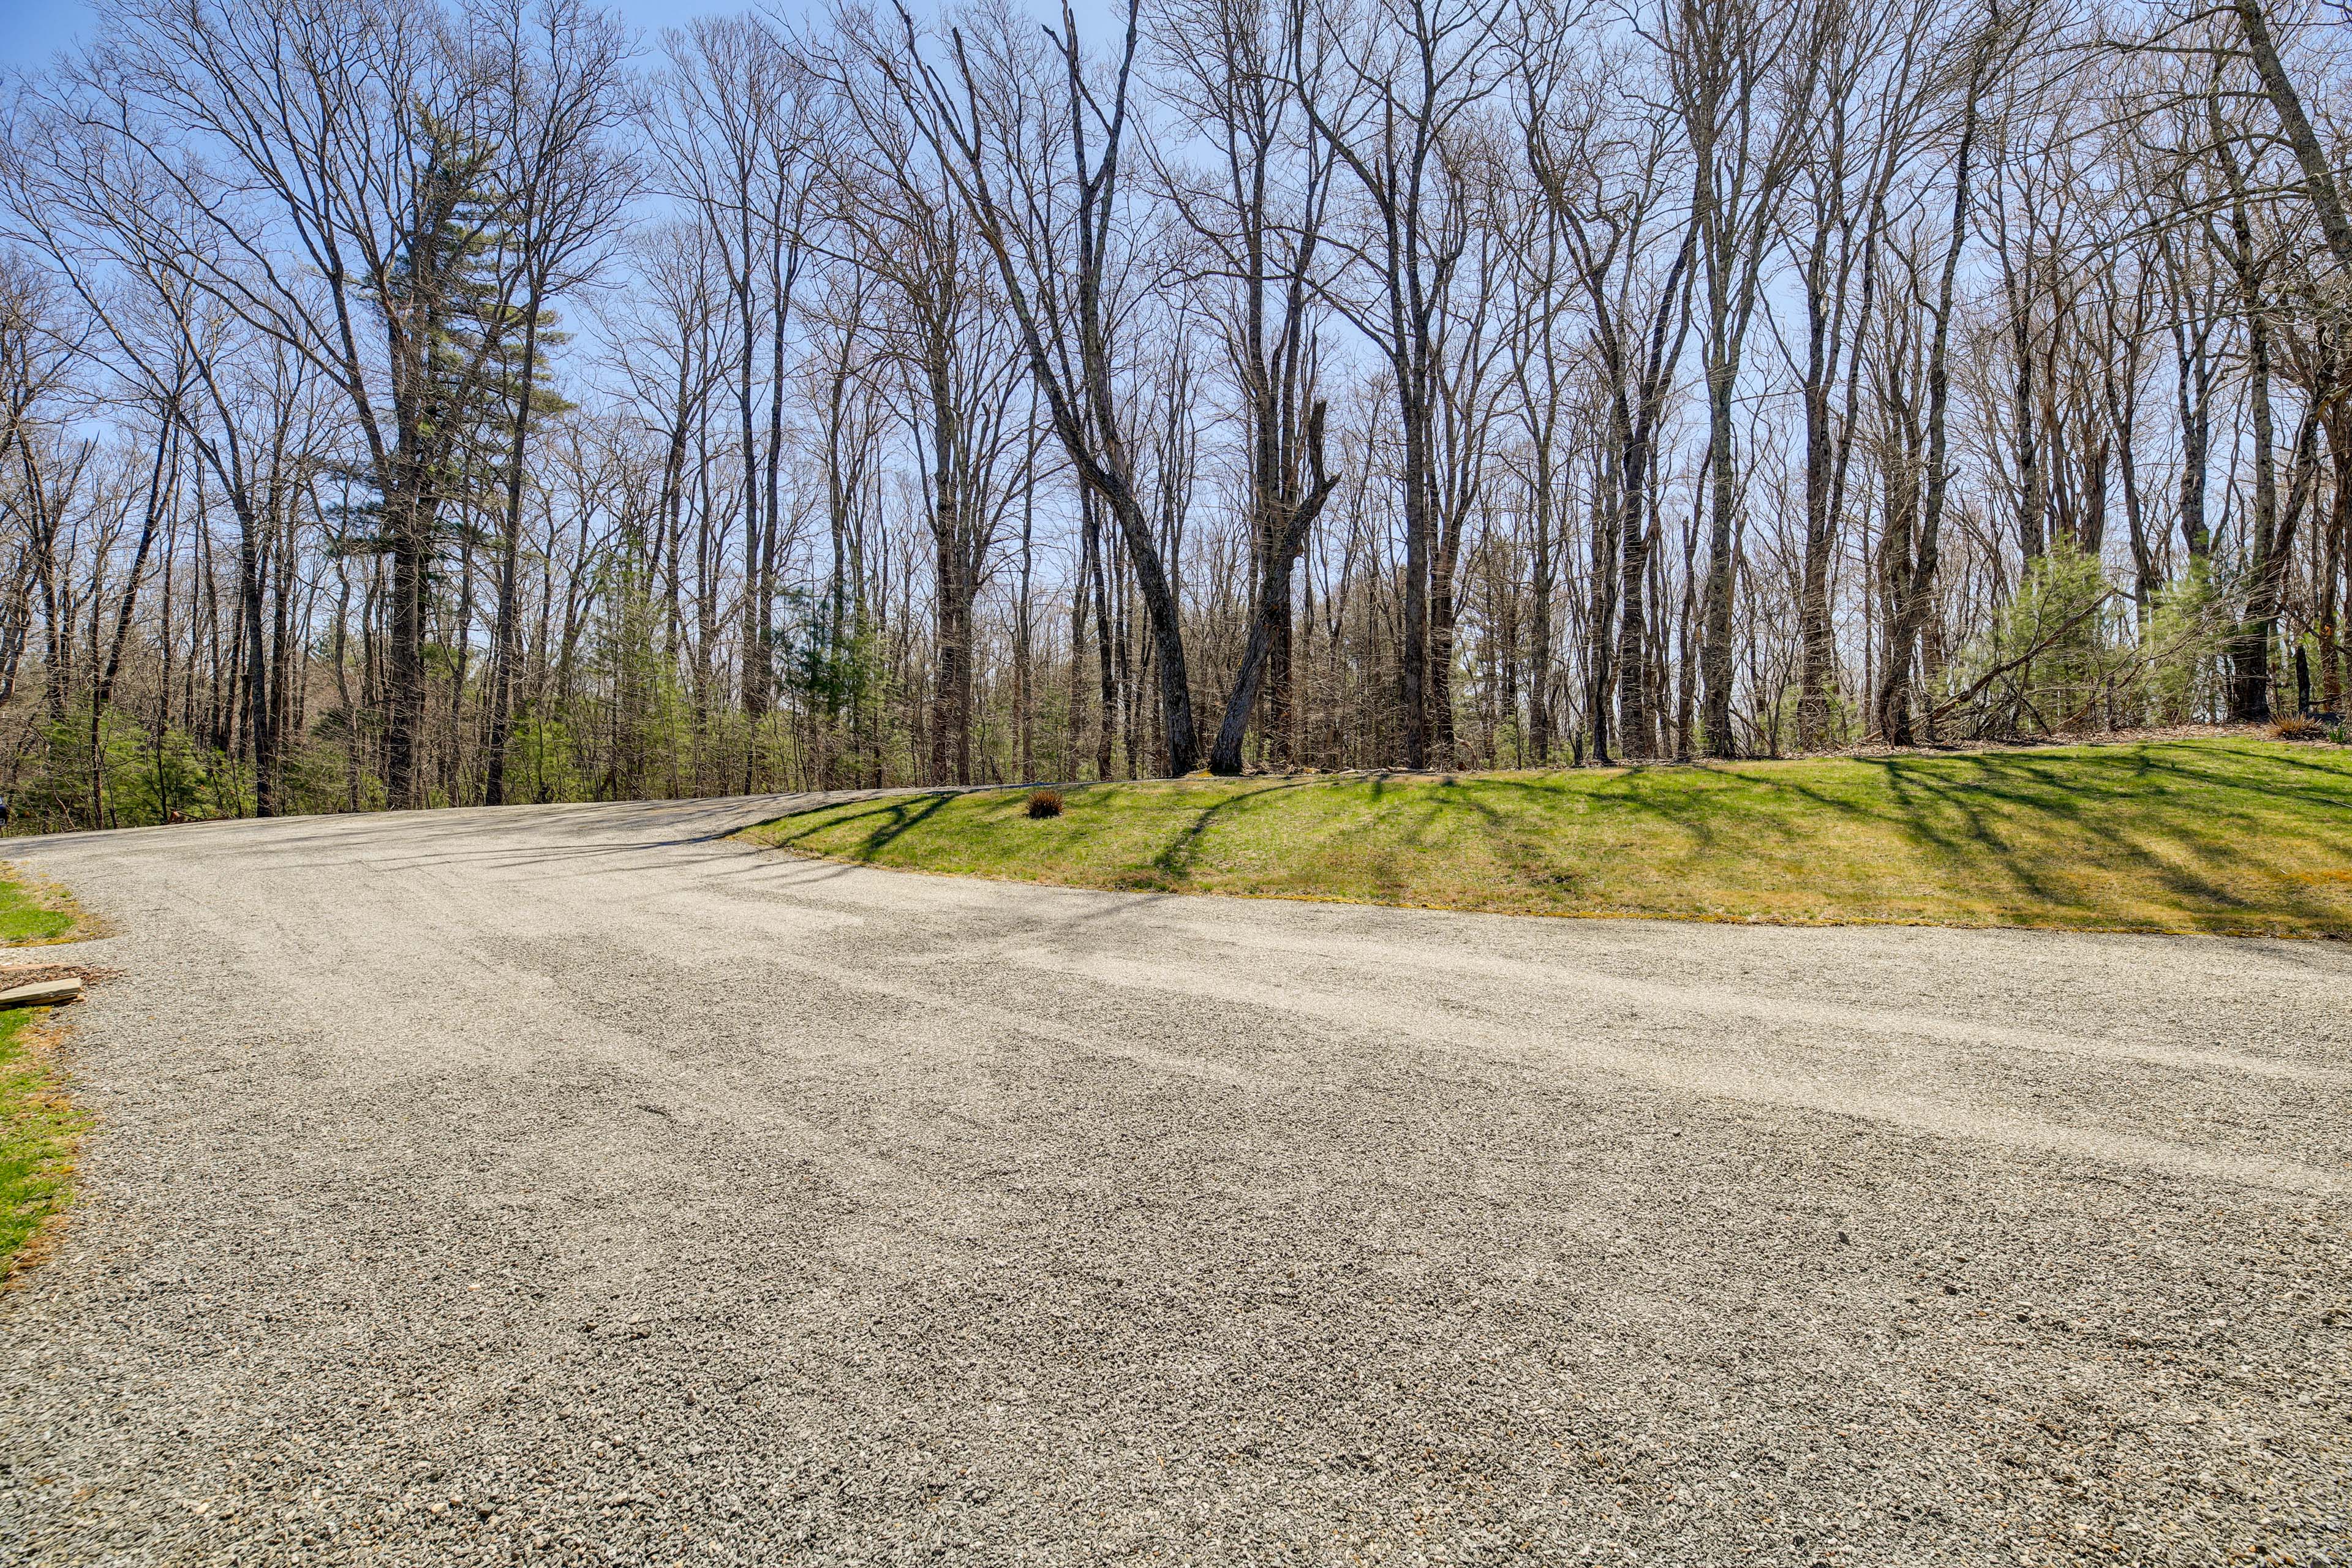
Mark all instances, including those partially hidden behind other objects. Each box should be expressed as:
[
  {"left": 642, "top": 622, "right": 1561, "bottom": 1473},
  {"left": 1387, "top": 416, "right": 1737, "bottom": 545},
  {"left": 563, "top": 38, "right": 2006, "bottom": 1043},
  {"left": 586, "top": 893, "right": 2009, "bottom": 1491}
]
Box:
[
  {"left": 746, "top": 738, "right": 2352, "bottom": 936},
  {"left": 0, "top": 1008, "right": 84, "bottom": 1275}
]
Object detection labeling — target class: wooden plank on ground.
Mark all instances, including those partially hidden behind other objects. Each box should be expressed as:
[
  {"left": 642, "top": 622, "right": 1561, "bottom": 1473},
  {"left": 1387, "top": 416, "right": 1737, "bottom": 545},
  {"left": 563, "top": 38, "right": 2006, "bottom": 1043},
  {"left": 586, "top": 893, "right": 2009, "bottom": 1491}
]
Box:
[{"left": 0, "top": 977, "right": 81, "bottom": 1009}]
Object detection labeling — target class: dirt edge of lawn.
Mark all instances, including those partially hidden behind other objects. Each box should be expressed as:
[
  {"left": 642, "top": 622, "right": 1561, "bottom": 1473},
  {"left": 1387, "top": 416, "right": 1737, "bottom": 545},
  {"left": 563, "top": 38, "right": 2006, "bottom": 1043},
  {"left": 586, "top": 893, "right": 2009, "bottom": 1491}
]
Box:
[{"left": 753, "top": 844, "right": 2341, "bottom": 938}]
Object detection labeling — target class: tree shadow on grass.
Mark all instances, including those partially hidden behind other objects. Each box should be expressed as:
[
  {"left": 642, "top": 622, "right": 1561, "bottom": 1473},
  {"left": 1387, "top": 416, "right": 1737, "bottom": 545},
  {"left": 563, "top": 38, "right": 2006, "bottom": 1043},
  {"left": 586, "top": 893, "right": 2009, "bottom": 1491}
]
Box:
[
  {"left": 1452, "top": 789, "right": 1585, "bottom": 904},
  {"left": 2125, "top": 747, "right": 2352, "bottom": 814},
  {"left": 1855, "top": 752, "right": 2345, "bottom": 929},
  {"left": 757, "top": 791, "right": 958, "bottom": 858},
  {"left": 1294, "top": 775, "right": 1545, "bottom": 900},
  {"left": 1864, "top": 758, "right": 2088, "bottom": 907},
  {"left": 744, "top": 746, "right": 2352, "bottom": 933},
  {"left": 1143, "top": 780, "right": 1315, "bottom": 886},
  {"left": 1472, "top": 764, "right": 1807, "bottom": 864},
  {"left": 1459, "top": 748, "right": 2352, "bottom": 930}
]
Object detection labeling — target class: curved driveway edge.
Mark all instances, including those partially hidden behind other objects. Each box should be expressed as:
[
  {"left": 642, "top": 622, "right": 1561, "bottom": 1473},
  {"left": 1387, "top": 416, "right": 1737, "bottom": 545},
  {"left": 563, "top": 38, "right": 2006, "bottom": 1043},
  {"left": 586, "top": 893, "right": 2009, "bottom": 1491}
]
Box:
[{"left": 2, "top": 796, "right": 2346, "bottom": 1564}]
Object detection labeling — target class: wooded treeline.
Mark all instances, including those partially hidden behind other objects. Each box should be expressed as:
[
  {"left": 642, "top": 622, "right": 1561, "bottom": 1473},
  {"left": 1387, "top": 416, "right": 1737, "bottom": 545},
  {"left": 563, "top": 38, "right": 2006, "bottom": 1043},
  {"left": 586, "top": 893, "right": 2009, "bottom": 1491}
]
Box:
[{"left": 0, "top": 0, "right": 2346, "bottom": 828}]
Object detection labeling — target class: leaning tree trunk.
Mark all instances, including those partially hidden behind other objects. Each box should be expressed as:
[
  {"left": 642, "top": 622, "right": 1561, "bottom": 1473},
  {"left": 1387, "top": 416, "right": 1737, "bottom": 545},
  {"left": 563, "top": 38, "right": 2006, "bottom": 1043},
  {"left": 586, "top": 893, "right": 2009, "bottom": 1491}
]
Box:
[{"left": 1210, "top": 406, "right": 1341, "bottom": 775}]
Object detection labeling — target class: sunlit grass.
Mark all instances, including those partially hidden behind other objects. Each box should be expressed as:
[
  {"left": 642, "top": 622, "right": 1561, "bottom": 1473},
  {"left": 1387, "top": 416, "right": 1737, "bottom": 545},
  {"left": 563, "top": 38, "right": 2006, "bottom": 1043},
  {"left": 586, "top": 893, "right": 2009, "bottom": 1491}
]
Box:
[
  {"left": 0, "top": 1007, "right": 86, "bottom": 1276},
  {"left": 0, "top": 864, "right": 96, "bottom": 1277},
  {"left": 0, "top": 869, "right": 85, "bottom": 946},
  {"left": 744, "top": 739, "right": 2352, "bottom": 935}
]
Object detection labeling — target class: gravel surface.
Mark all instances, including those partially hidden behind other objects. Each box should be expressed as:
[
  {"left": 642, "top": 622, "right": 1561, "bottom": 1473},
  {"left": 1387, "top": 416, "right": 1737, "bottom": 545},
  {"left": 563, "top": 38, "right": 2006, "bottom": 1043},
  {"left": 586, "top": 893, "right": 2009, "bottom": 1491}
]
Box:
[{"left": 1, "top": 795, "right": 2347, "bottom": 1566}]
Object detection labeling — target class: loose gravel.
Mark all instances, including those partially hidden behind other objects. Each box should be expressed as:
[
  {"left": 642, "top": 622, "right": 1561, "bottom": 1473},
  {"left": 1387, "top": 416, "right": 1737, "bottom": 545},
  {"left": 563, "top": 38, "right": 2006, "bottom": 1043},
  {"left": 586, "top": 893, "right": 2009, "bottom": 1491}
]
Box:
[{"left": 1, "top": 795, "right": 2346, "bottom": 1566}]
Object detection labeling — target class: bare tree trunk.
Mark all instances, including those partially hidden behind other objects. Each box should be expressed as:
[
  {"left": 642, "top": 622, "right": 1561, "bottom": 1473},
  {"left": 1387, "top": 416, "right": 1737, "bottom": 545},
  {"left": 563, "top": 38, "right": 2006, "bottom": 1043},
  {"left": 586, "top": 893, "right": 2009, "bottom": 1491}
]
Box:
[
  {"left": 1878, "top": 55, "right": 1981, "bottom": 744},
  {"left": 1210, "top": 405, "right": 1340, "bottom": 774}
]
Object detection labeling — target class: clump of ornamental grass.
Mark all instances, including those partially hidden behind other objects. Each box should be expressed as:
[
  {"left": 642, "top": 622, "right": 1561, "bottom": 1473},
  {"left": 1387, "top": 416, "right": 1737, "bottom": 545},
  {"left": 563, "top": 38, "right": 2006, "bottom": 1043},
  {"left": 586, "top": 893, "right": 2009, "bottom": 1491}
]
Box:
[
  {"left": 1026, "top": 788, "right": 1063, "bottom": 820},
  {"left": 2271, "top": 714, "right": 2324, "bottom": 741}
]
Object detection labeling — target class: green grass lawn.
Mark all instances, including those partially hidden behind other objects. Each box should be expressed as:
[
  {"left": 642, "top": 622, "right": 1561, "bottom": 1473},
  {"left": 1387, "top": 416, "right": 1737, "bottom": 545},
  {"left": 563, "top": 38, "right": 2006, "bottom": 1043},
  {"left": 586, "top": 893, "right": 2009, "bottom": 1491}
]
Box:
[
  {"left": 0, "top": 1006, "right": 85, "bottom": 1277},
  {"left": 0, "top": 868, "right": 84, "bottom": 946},
  {"left": 745, "top": 737, "right": 2352, "bottom": 936},
  {"left": 0, "top": 865, "right": 94, "bottom": 1277}
]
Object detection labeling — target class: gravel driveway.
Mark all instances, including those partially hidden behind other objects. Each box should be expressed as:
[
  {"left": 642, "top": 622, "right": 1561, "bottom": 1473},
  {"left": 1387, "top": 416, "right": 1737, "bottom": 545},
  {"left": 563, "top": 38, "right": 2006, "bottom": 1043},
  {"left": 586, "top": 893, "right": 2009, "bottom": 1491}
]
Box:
[{"left": 1, "top": 795, "right": 2346, "bottom": 1566}]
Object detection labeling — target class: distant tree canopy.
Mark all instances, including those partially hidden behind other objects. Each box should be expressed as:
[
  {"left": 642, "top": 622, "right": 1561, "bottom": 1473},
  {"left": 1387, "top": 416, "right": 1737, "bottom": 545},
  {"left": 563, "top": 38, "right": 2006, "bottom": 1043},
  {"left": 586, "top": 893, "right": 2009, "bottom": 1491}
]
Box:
[{"left": 0, "top": 0, "right": 2343, "bottom": 829}]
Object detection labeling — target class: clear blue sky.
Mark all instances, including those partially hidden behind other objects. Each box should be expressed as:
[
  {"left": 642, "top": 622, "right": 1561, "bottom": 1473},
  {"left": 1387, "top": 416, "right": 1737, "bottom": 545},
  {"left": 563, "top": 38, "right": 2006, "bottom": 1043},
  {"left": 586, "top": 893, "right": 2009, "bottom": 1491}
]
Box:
[
  {"left": 5, "top": 0, "right": 96, "bottom": 70},
  {"left": 0, "top": 0, "right": 775, "bottom": 74},
  {"left": 4, "top": 0, "right": 1120, "bottom": 75}
]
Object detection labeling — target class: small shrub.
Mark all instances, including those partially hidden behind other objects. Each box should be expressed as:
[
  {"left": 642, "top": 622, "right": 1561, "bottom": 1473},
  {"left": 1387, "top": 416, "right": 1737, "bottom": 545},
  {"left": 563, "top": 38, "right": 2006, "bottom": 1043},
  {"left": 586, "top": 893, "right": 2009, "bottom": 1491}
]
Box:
[
  {"left": 2271, "top": 715, "right": 2324, "bottom": 741},
  {"left": 2145, "top": 565, "right": 2231, "bottom": 725},
  {"left": 2332, "top": 725, "right": 2349, "bottom": 746},
  {"left": 1940, "top": 543, "right": 2132, "bottom": 736},
  {"left": 1027, "top": 788, "right": 1063, "bottom": 820}
]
